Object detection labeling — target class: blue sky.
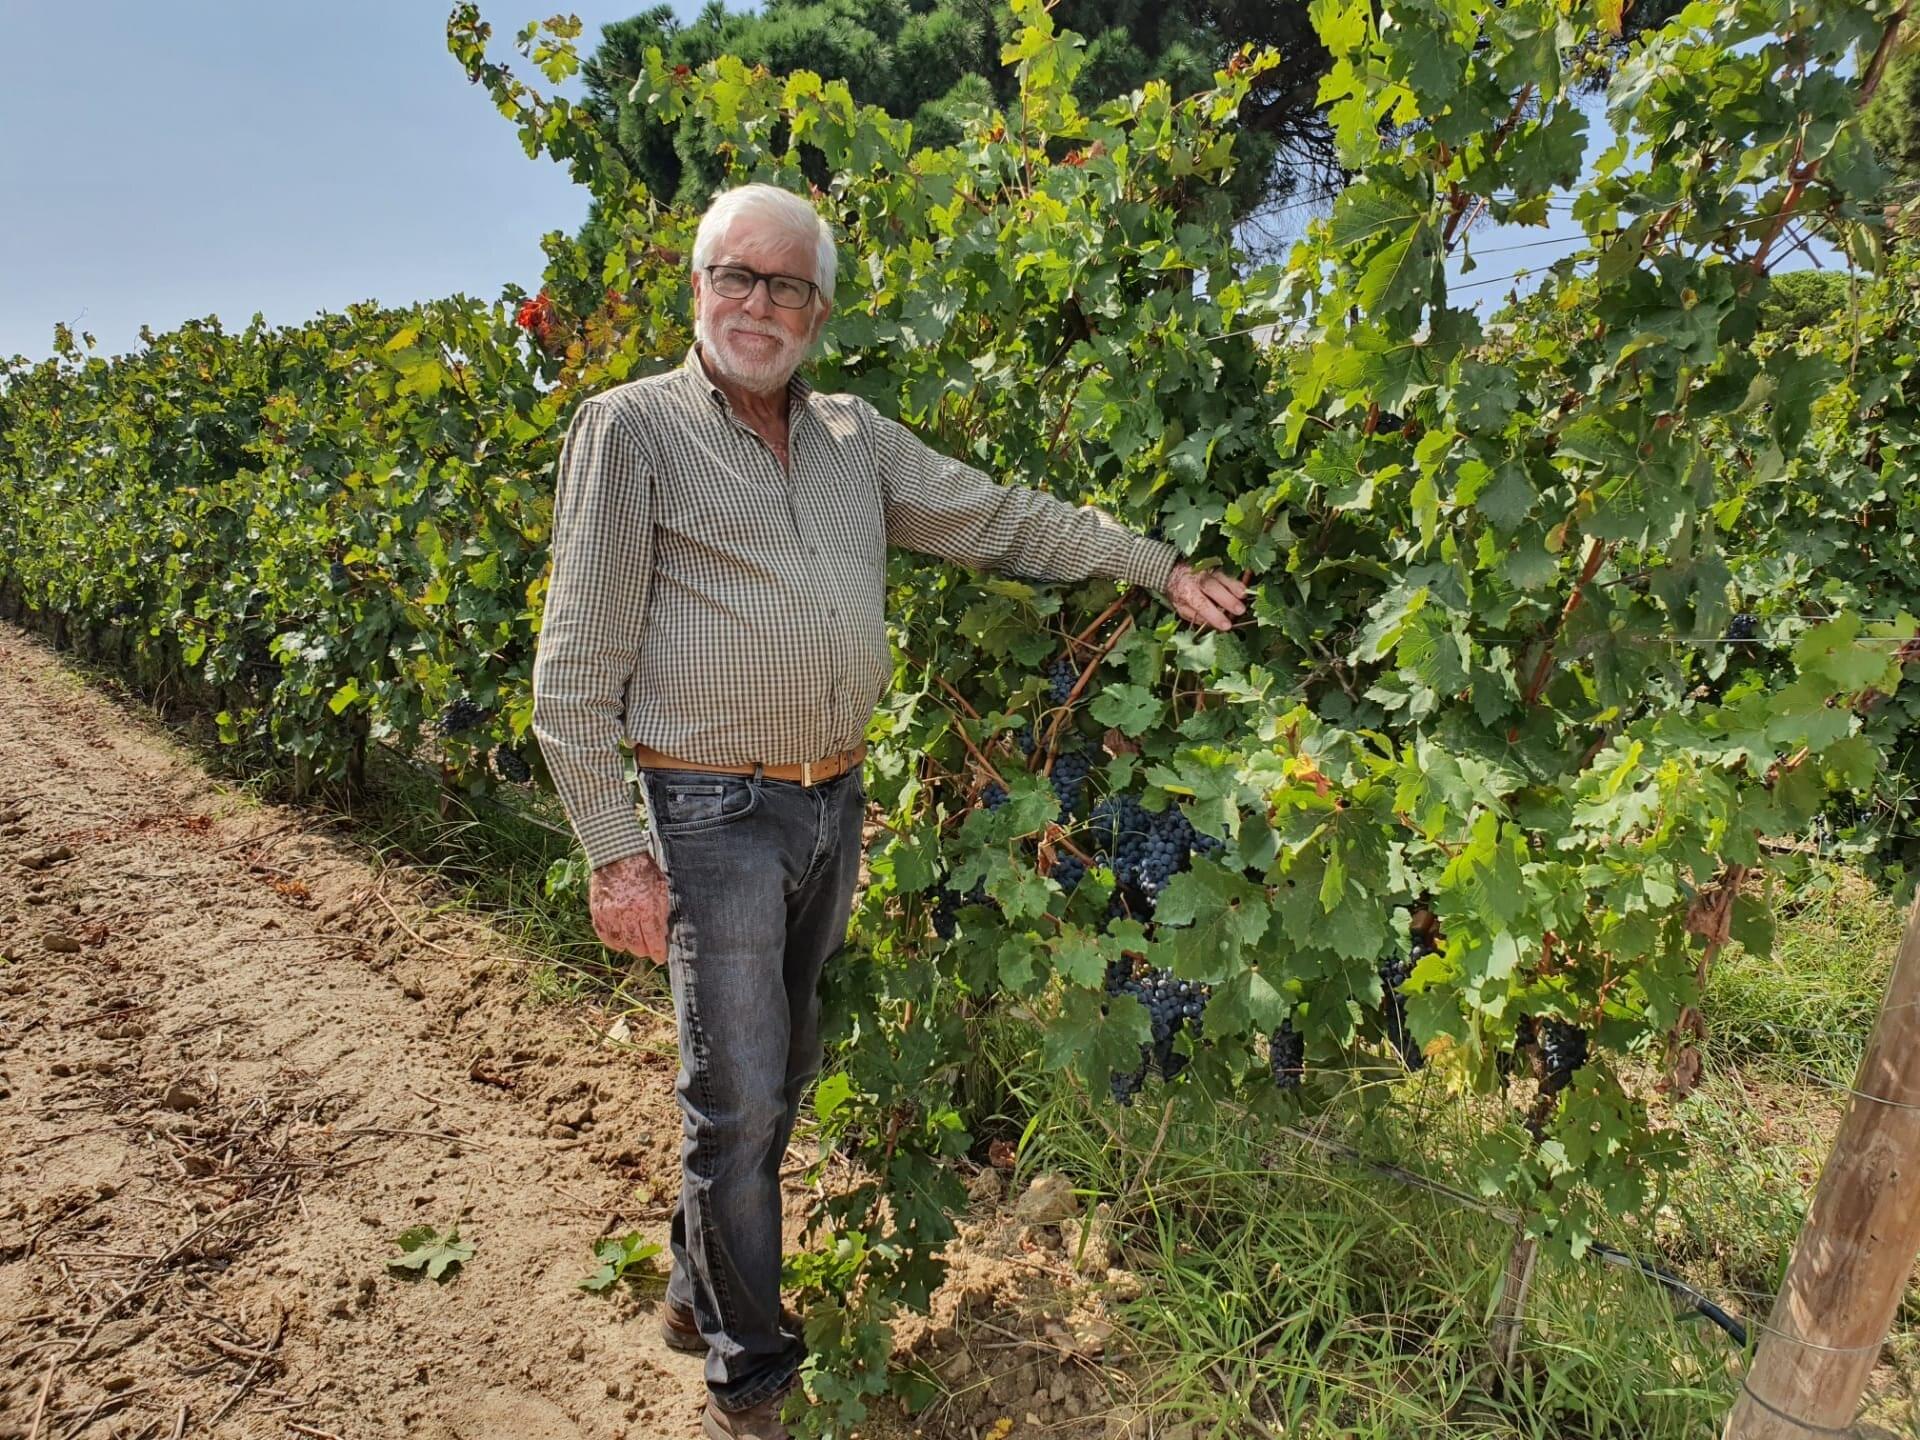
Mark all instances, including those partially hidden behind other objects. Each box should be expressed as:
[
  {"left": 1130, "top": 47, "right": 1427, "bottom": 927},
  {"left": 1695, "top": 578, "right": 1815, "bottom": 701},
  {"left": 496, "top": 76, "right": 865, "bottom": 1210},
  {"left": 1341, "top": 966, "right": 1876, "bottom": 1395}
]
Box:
[
  {"left": 1, "top": 2, "right": 705, "bottom": 362},
  {"left": 2, "top": 4, "right": 1831, "bottom": 364}
]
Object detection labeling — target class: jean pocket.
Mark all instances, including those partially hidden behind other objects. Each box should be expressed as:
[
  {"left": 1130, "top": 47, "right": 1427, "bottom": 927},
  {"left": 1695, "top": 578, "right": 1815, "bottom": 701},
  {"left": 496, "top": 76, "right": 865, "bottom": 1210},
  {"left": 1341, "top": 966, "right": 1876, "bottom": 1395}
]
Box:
[{"left": 647, "top": 771, "right": 760, "bottom": 834}]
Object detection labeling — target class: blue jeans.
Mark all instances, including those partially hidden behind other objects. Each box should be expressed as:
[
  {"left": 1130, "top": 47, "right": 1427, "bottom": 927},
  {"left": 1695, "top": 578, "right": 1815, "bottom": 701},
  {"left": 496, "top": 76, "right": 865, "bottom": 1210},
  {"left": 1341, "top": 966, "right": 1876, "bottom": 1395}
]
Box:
[{"left": 640, "top": 763, "right": 866, "bottom": 1412}]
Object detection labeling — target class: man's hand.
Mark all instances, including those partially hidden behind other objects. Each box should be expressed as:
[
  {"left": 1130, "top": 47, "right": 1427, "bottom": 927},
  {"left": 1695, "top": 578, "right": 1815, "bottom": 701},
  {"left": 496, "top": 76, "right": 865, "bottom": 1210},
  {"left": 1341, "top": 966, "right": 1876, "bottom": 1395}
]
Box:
[
  {"left": 1166, "top": 561, "right": 1250, "bottom": 632},
  {"left": 589, "top": 852, "right": 671, "bottom": 963}
]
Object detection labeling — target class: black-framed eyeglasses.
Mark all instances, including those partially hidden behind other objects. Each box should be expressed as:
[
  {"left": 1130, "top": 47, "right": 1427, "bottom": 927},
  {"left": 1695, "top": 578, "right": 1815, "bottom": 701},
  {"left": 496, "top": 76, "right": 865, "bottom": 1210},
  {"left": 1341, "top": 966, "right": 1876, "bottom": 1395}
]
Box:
[{"left": 703, "top": 263, "right": 819, "bottom": 310}]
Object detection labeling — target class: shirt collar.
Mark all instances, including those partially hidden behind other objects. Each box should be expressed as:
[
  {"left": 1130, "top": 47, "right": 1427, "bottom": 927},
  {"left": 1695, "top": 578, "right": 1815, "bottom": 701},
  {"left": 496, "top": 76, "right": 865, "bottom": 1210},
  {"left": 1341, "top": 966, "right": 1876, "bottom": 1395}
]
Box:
[{"left": 684, "top": 341, "right": 814, "bottom": 416}]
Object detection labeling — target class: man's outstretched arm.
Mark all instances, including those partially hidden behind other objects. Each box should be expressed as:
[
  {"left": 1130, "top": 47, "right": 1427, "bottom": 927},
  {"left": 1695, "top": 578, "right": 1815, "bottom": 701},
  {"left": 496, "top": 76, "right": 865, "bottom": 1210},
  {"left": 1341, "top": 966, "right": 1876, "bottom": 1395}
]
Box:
[{"left": 869, "top": 404, "right": 1248, "bottom": 630}]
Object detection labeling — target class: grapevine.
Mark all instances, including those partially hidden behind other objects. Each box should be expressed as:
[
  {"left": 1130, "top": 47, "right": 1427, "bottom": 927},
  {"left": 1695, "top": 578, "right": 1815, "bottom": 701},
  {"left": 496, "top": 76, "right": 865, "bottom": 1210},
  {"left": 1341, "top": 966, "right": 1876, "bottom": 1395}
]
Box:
[{"left": 1, "top": 2, "right": 1916, "bottom": 1433}]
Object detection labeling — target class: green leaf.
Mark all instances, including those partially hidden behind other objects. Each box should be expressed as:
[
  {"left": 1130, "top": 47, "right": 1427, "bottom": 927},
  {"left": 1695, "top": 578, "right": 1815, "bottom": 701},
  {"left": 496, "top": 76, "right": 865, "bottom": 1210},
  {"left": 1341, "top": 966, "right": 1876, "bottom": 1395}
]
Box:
[
  {"left": 579, "top": 1233, "right": 663, "bottom": 1293},
  {"left": 813, "top": 1071, "right": 857, "bottom": 1123},
  {"left": 1356, "top": 221, "right": 1440, "bottom": 315},
  {"left": 1089, "top": 683, "right": 1164, "bottom": 736},
  {"left": 1793, "top": 616, "right": 1899, "bottom": 693},
  {"left": 387, "top": 1224, "right": 473, "bottom": 1283},
  {"left": 1150, "top": 862, "right": 1269, "bottom": 980}
]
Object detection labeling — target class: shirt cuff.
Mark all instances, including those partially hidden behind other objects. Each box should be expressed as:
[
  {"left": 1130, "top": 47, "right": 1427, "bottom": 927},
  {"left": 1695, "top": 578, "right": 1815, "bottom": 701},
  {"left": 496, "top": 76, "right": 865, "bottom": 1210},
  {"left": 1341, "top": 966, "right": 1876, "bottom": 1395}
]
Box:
[
  {"left": 1120, "top": 536, "right": 1179, "bottom": 593},
  {"left": 574, "top": 805, "right": 654, "bottom": 873}
]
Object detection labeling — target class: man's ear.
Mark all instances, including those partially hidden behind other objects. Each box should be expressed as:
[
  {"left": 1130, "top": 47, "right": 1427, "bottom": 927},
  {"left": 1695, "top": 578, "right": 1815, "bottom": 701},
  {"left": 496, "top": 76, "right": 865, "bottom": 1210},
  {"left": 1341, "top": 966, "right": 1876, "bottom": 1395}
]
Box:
[{"left": 811, "top": 298, "right": 832, "bottom": 343}]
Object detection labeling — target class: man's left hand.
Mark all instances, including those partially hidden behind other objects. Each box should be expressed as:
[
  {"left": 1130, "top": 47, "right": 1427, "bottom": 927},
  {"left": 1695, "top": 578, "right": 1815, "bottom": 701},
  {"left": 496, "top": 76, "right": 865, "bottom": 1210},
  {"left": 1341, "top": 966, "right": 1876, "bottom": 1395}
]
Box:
[{"left": 1165, "top": 561, "right": 1250, "bottom": 632}]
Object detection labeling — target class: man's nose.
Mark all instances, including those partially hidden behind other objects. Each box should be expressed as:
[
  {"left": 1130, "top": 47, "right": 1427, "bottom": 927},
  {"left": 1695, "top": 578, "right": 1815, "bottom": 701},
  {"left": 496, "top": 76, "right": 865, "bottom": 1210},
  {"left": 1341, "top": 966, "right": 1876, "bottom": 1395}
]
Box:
[{"left": 743, "top": 279, "right": 776, "bottom": 319}]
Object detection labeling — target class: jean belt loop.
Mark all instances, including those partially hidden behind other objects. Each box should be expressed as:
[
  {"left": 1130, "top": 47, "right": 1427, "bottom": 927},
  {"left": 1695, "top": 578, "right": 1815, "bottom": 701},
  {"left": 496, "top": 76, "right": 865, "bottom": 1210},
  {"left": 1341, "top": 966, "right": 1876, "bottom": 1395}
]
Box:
[{"left": 752, "top": 761, "right": 765, "bottom": 784}]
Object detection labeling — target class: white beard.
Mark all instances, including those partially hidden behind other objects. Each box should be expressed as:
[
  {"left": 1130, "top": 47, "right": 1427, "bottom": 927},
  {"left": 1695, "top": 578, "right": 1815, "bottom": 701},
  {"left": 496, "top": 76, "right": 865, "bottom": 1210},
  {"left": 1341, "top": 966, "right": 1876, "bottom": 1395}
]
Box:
[{"left": 697, "top": 313, "right": 811, "bottom": 394}]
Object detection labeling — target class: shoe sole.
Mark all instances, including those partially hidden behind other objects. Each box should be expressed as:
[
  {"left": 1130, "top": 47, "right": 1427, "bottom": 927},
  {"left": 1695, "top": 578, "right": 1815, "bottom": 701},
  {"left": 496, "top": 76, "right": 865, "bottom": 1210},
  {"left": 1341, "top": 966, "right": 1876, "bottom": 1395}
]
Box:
[{"left": 702, "top": 1403, "right": 790, "bottom": 1440}]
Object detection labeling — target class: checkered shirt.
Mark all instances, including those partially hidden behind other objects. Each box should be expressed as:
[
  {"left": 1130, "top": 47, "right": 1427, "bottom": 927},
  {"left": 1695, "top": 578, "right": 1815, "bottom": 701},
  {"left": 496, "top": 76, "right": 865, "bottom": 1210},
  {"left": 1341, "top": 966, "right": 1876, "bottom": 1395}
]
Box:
[{"left": 530, "top": 344, "right": 1177, "bottom": 870}]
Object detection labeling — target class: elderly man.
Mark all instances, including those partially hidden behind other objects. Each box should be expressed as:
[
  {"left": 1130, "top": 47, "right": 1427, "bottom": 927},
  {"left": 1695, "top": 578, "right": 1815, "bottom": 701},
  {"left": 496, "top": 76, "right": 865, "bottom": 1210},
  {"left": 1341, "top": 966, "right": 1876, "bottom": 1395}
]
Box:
[{"left": 531, "top": 182, "right": 1247, "bottom": 1438}]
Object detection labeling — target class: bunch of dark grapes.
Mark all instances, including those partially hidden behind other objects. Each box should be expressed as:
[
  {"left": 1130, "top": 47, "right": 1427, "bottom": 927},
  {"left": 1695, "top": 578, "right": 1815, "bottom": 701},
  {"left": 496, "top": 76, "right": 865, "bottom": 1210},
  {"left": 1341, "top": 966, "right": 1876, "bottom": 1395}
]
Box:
[
  {"left": 1136, "top": 819, "right": 1186, "bottom": 898},
  {"left": 1049, "top": 747, "right": 1093, "bottom": 820},
  {"left": 1047, "top": 657, "right": 1080, "bottom": 705},
  {"left": 1726, "top": 611, "right": 1758, "bottom": 643},
  {"left": 493, "top": 745, "right": 532, "bottom": 783},
  {"left": 930, "top": 880, "right": 989, "bottom": 939},
  {"left": 1051, "top": 852, "right": 1087, "bottom": 891},
  {"left": 1089, "top": 797, "right": 1217, "bottom": 907},
  {"left": 1102, "top": 964, "right": 1211, "bottom": 1100},
  {"left": 1379, "top": 948, "right": 1414, "bottom": 993},
  {"left": 1109, "top": 1052, "right": 1150, "bottom": 1105},
  {"left": 439, "top": 697, "right": 489, "bottom": 735},
  {"left": 1498, "top": 1012, "right": 1538, "bottom": 1080},
  {"left": 1090, "top": 795, "right": 1154, "bottom": 892},
  {"left": 1539, "top": 1019, "right": 1588, "bottom": 1091},
  {"left": 1269, "top": 1021, "right": 1305, "bottom": 1090},
  {"left": 1377, "top": 936, "right": 1425, "bottom": 1072},
  {"left": 242, "top": 633, "right": 277, "bottom": 671},
  {"left": 328, "top": 560, "right": 350, "bottom": 587},
  {"left": 1017, "top": 727, "right": 1036, "bottom": 758},
  {"left": 981, "top": 782, "right": 1009, "bottom": 810}
]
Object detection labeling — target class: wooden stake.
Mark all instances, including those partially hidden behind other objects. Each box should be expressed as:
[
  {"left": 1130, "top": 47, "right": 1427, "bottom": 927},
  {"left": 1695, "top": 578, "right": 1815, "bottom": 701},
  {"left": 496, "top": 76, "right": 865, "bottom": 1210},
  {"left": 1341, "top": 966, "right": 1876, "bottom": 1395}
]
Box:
[
  {"left": 1490, "top": 1227, "right": 1539, "bottom": 1372},
  {"left": 1724, "top": 890, "right": 1920, "bottom": 1439}
]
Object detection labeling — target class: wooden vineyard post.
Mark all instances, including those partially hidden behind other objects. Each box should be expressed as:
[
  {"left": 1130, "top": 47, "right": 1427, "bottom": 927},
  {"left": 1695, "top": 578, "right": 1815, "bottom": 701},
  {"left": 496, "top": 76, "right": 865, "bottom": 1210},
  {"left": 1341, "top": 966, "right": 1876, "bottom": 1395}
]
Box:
[
  {"left": 1724, "top": 890, "right": 1920, "bottom": 1439},
  {"left": 1490, "top": 1227, "right": 1539, "bottom": 1372}
]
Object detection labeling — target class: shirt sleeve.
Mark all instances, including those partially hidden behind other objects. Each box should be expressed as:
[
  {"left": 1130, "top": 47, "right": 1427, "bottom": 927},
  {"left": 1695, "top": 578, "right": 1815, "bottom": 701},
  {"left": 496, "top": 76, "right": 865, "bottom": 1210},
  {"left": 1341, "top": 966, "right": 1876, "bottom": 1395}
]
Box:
[
  {"left": 530, "top": 398, "right": 658, "bottom": 872},
  {"left": 868, "top": 404, "right": 1177, "bottom": 592}
]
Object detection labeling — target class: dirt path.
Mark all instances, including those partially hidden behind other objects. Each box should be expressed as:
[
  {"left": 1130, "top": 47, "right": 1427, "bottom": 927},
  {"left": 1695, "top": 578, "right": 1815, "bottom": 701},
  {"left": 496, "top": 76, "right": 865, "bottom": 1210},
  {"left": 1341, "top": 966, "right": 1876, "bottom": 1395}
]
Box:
[
  {"left": 0, "top": 625, "right": 773, "bottom": 1439},
  {"left": 0, "top": 624, "right": 1124, "bottom": 1440}
]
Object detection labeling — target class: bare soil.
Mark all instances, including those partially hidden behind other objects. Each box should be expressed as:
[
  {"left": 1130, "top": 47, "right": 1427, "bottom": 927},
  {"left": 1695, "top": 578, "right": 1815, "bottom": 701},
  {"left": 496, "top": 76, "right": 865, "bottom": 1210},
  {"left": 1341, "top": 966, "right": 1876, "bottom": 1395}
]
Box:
[{"left": 0, "top": 625, "right": 1122, "bottom": 1440}]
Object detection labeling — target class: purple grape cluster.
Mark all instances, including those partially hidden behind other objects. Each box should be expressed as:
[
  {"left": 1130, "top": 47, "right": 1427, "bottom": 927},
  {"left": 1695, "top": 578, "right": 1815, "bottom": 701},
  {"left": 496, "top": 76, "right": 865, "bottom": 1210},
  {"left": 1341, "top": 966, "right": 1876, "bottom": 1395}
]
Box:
[
  {"left": 1269, "top": 1021, "right": 1305, "bottom": 1090},
  {"left": 1727, "top": 611, "right": 1758, "bottom": 643},
  {"left": 931, "top": 880, "right": 990, "bottom": 939},
  {"left": 1049, "top": 747, "right": 1093, "bottom": 819},
  {"left": 1539, "top": 1019, "right": 1588, "bottom": 1090},
  {"left": 1051, "top": 852, "right": 1087, "bottom": 890},
  {"left": 1047, "top": 656, "right": 1080, "bottom": 705},
  {"left": 493, "top": 745, "right": 532, "bottom": 783},
  {"left": 981, "top": 782, "right": 1009, "bottom": 810},
  {"left": 438, "top": 697, "right": 489, "bottom": 735},
  {"left": 1089, "top": 796, "right": 1214, "bottom": 902},
  {"left": 1377, "top": 921, "right": 1432, "bottom": 1072},
  {"left": 1104, "top": 963, "right": 1212, "bottom": 1104}
]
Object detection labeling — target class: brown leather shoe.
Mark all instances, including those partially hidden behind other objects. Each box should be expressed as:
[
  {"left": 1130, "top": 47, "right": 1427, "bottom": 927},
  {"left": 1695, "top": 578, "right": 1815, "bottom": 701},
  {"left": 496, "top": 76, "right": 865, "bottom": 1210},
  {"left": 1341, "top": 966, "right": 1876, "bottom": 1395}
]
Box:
[
  {"left": 702, "top": 1388, "right": 793, "bottom": 1440},
  {"left": 659, "top": 1298, "right": 805, "bottom": 1355},
  {"left": 659, "top": 1297, "right": 706, "bottom": 1354}
]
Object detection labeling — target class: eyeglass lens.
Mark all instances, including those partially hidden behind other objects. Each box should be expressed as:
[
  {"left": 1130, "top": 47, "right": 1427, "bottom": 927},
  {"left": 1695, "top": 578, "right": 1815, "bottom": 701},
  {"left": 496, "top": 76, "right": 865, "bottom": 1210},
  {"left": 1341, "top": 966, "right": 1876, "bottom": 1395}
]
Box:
[{"left": 710, "top": 266, "right": 813, "bottom": 309}]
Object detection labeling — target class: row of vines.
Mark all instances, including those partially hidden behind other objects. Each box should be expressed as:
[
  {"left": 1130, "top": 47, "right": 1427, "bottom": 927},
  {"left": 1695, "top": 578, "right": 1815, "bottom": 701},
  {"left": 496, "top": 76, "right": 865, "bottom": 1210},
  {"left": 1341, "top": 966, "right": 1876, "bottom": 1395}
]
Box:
[{"left": 4, "top": 0, "right": 1920, "bottom": 1431}]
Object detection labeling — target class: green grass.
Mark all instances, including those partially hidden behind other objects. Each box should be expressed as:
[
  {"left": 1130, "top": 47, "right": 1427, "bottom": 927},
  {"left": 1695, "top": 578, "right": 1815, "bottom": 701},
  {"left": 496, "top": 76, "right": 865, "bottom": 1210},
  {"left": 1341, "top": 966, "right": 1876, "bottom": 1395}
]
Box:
[
  {"left": 1702, "top": 863, "right": 1902, "bottom": 1084},
  {"left": 1014, "top": 1079, "right": 1742, "bottom": 1439},
  {"left": 981, "top": 862, "right": 1919, "bottom": 1439}
]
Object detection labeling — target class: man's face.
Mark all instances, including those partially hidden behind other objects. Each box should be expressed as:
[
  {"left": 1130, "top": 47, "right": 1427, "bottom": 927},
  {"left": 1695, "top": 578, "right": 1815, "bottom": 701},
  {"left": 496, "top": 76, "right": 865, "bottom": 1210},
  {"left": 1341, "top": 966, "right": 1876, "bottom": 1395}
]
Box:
[{"left": 692, "top": 221, "right": 830, "bottom": 396}]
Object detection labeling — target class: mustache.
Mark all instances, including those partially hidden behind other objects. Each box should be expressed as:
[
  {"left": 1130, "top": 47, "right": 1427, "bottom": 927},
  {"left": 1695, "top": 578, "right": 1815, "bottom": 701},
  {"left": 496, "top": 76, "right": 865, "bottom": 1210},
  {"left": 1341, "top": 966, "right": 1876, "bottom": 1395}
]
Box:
[{"left": 720, "top": 320, "right": 787, "bottom": 340}]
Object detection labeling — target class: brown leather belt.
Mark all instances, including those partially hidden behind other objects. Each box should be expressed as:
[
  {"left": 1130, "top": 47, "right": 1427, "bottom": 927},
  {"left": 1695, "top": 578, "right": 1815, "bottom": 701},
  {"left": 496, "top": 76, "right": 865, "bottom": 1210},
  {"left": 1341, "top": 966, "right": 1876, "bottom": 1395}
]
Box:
[{"left": 631, "top": 740, "right": 866, "bottom": 788}]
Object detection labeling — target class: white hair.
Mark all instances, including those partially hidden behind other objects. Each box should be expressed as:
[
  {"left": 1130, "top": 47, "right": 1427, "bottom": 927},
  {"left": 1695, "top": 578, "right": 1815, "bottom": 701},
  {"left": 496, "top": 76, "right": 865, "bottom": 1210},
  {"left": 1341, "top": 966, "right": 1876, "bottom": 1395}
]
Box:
[{"left": 691, "top": 183, "right": 838, "bottom": 305}]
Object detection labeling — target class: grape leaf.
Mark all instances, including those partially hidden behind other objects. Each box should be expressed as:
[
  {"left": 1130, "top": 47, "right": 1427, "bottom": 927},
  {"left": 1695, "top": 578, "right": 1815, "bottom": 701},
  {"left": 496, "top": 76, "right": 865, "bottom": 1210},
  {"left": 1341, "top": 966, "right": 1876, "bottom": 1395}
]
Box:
[
  {"left": 388, "top": 1225, "right": 473, "bottom": 1283},
  {"left": 579, "top": 1233, "right": 663, "bottom": 1292}
]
